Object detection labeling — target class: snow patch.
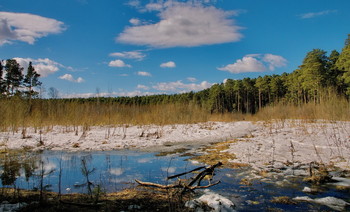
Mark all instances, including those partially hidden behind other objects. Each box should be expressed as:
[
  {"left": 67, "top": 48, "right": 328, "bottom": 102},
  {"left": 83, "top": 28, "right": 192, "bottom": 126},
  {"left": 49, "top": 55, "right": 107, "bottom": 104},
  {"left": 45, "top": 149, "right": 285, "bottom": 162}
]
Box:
[
  {"left": 293, "top": 196, "right": 350, "bottom": 211},
  {"left": 186, "top": 189, "right": 236, "bottom": 212}
]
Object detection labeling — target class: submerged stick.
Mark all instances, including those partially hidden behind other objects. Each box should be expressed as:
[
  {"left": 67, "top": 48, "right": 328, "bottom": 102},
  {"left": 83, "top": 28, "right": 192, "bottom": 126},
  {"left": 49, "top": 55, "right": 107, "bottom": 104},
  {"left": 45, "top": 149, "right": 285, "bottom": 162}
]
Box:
[
  {"left": 135, "top": 179, "right": 183, "bottom": 189},
  {"left": 167, "top": 166, "right": 206, "bottom": 180},
  {"left": 188, "top": 162, "right": 222, "bottom": 187},
  {"left": 135, "top": 162, "right": 223, "bottom": 193}
]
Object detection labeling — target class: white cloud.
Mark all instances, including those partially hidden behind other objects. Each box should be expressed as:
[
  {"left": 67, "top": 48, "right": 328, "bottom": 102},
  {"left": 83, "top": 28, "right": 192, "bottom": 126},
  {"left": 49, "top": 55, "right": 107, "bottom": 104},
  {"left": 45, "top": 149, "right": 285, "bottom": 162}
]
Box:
[
  {"left": 262, "top": 54, "right": 287, "bottom": 71},
  {"left": 108, "top": 59, "right": 131, "bottom": 68},
  {"left": 137, "top": 84, "right": 149, "bottom": 90},
  {"left": 117, "top": 2, "right": 242, "bottom": 48},
  {"left": 299, "top": 10, "right": 337, "bottom": 19},
  {"left": 187, "top": 77, "right": 197, "bottom": 82},
  {"left": 145, "top": 3, "right": 164, "bottom": 11},
  {"left": 13, "top": 57, "right": 65, "bottom": 77},
  {"left": 137, "top": 71, "right": 151, "bottom": 76},
  {"left": 0, "top": 12, "right": 65, "bottom": 45},
  {"left": 218, "top": 54, "right": 287, "bottom": 74},
  {"left": 59, "top": 74, "right": 85, "bottom": 83},
  {"left": 127, "top": 0, "right": 141, "bottom": 8},
  {"left": 160, "top": 61, "right": 176, "bottom": 68},
  {"left": 129, "top": 18, "right": 141, "bottom": 25},
  {"left": 109, "top": 50, "right": 146, "bottom": 60},
  {"left": 218, "top": 56, "right": 266, "bottom": 73},
  {"left": 153, "top": 80, "right": 213, "bottom": 92}
]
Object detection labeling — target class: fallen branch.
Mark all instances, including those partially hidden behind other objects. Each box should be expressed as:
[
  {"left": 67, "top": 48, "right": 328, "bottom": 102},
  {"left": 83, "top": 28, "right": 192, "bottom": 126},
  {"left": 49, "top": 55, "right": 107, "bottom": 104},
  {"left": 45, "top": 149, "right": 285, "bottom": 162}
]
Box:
[
  {"left": 59, "top": 200, "right": 104, "bottom": 208},
  {"left": 135, "top": 179, "right": 221, "bottom": 191},
  {"left": 135, "top": 162, "right": 223, "bottom": 193},
  {"left": 188, "top": 162, "right": 222, "bottom": 187},
  {"left": 167, "top": 166, "right": 206, "bottom": 180},
  {"left": 135, "top": 179, "right": 183, "bottom": 189}
]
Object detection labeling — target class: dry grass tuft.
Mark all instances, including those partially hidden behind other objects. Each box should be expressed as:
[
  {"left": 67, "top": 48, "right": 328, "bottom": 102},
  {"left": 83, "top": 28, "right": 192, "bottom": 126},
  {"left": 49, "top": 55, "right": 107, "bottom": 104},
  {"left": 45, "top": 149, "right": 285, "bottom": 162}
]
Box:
[
  {"left": 270, "top": 196, "right": 297, "bottom": 205},
  {"left": 190, "top": 141, "right": 239, "bottom": 167}
]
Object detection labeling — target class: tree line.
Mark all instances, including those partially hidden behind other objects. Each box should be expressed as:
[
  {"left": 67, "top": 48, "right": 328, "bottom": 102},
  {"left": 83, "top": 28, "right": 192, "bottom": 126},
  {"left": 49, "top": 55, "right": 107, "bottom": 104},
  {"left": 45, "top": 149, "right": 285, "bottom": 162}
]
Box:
[
  {"left": 83, "top": 34, "right": 350, "bottom": 114},
  {"left": 1, "top": 34, "right": 350, "bottom": 115}
]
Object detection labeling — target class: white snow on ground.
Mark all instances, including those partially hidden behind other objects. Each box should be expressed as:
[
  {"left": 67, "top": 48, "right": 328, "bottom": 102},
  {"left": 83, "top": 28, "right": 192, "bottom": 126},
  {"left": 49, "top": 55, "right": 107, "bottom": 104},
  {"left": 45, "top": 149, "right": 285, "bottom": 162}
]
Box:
[
  {"left": 293, "top": 196, "right": 350, "bottom": 211},
  {"left": 0, "top": 121, "right": 255, "bottom": 151},
  {"left": 226, "top": 120, "right": 350, "bottom": 171},
  {"left": 186, "top": 189, "right": 236, "bottom": 212},
  {"left": 0, "top": 120, "right": 349, "bottom": 171}
]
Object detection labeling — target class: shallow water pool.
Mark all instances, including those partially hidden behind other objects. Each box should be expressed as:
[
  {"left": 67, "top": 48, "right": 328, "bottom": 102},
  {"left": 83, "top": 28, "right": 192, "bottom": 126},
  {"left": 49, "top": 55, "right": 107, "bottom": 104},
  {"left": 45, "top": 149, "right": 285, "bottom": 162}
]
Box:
[{"left": 0, "top": 150, "right": 349, "bottom": 211}]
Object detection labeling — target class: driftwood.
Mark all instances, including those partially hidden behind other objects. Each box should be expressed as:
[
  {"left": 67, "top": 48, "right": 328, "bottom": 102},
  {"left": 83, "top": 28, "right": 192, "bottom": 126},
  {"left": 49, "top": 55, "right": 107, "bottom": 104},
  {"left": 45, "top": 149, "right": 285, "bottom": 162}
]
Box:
[
  {"left": 135, "top": 162, "right": 222, "bottom": 193},
  {"left": 59, "top": 200, "right": 104, "bottom": 208}
]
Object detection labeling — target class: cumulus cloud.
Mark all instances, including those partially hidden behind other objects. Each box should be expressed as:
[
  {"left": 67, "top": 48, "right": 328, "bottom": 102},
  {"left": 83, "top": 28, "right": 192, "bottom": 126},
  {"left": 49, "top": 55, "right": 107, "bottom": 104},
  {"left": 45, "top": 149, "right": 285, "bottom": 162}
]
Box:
[
  {"left": 127, "top": 0, "right": 141, "bottom": 8},
  {"left": 59, "top": 74, "right": 85, "bottom": 83},
  {"left": 262, "top": 54, "right": 288, "bottom": 71},
  {"left": 13, "top": 57, "right": 67, "bottom": 77},
  {"left": 145, "top": 2, "right": 164, "bottom": 11},
  {"left": 109, "top": 50, "right": 146, "bottom": 60},
  {"left": 117, "top": 2, "right": 242, "bottom": 48},
  {"left": 160, "top": 61, "right": 176, "bottom": 68},
  {"left": 137, "top": 84, "right": 149, "bottom": 90},
  {"left": 187, "top": 77, "right": 197, "bottom": 82},
  {"left": 109, "top": 59, "right": 132, "bottom": 68},
  {"left": 137, "top": 71, "right": 151, "bottom": 76},
  {"left": 299, "top": 10, "right": 337, "bottom": 19},
  {"left": 153, "top": 80, "right": 213, "bottom": 92},
  {"left": 0, "top": 12, "right": 65, "bottom": 45},
  {"left": 129, "top": 18, "right": 141, "bottom": 25},
  {"left": 218, "top": 54, "right": 287, "bottom": 74}
]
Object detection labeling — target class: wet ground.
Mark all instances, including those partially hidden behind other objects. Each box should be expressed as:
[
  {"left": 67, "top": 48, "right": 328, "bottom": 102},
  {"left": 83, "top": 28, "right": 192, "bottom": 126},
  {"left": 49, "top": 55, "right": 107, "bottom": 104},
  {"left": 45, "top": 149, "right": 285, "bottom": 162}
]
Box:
[{"left": 0, "top": 149, "right": 349, "bottom": 211}]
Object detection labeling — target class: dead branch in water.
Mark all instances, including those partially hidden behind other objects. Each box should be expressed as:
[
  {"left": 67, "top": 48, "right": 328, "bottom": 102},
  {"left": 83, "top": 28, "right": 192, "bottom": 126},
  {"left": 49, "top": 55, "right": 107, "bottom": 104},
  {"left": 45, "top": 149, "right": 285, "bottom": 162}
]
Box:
[{"left": 135, "top": 162, "right": 222, "bottom": 193}]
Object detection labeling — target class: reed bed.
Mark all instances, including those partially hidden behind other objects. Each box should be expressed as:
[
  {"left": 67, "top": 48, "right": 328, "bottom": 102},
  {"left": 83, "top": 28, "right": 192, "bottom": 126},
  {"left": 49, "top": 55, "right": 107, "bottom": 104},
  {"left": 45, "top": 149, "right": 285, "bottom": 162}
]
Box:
[{"left": 0, "top": 94, "right": 349, "bottom": 133}]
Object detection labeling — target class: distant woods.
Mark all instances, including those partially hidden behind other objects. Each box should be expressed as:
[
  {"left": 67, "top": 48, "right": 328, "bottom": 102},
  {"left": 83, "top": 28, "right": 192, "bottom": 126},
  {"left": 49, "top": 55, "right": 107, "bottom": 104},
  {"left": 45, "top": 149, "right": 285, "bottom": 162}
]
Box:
[
  {"left": 1, "top": 35, "right": 350, "bottom": 126},
  {"left": 51, "top": 34, "right": 350, "bottom": 114}
]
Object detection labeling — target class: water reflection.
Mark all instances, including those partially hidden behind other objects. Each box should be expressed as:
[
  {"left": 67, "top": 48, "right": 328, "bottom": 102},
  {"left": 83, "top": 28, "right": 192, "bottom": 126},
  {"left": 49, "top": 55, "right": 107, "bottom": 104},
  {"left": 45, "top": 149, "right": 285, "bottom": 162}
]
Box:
[
  {"left": 0, "top": 150, "right": 349, "bottom": 211},
  {"left": 0, "top": 150, "right": 197, "bottom": 194}
]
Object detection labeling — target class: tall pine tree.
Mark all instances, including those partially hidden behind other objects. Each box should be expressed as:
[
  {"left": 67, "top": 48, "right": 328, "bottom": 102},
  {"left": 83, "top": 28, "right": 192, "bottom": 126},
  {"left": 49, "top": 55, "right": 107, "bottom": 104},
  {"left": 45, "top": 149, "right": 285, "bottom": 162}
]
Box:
[
  {"left": 336, "top": 34, "right": 350, "bottom": 95},
  {"left": 298, "top": 49, "right": 328, "bottom": 103},
  {"left": 5, "top": 59, "right": 24, "bottom": 96},
  {"left": 23, "top": 61, "right": 41, "bottom": 99},
  {"left": 0, "top": 60, "right": 4, "bottom": 96}
]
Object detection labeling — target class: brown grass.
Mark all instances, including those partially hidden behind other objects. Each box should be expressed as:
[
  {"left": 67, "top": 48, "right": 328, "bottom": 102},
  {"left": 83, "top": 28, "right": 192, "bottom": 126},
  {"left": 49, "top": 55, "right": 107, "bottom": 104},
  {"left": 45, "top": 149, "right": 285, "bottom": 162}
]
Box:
[
  {"left": 254, "top": 93, "right": 350, "bottom": 122},
  {"left": 0, "top": 91, "right": 348, "bottom": 133},
  {"left": 270, "top": 196, "right": 297, "bottom": 205},
  {"left": 0, "top": 187, "right": 192, "bottom": 212},
  {"left": 190, "top": 140, "right": 244, "bottom": 167}
]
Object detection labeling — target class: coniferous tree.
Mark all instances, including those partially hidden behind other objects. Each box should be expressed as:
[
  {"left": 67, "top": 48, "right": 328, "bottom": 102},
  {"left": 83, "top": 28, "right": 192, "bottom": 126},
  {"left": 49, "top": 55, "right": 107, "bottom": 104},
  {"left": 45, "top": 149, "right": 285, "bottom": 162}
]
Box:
[
  {"left": 255, "top": 76, "right": 270, "bottom": 109},
  {"left": 0, "top": 60, "right": 4, "bottom": 96},
  {"left": 5, "top": 59, "right": 24, "bottom": 96},
  {"left": 23, "top": 62, "right": 41, "bottom": 99},
  {"left": 336, "top": 34, "right": 350, "bottom": 95},
  {"left": 233, "top": 80, "right": 243, "bottom": 112},
  {"left": 298, "top": 49, "right": 328, "bottom": 103},
  {"left": 223, "top": 79, "right": 235, "bottom": 112}
]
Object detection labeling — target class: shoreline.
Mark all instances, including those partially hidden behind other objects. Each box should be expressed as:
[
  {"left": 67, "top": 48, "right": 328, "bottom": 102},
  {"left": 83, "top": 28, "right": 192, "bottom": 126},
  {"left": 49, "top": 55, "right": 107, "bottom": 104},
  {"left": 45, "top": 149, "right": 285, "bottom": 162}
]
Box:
[
  {"left": 1, "top": 120, "right": 350, "bottom": 171},
  {"left": 0, "top": 121, "right": 256, "bottom": 152}
]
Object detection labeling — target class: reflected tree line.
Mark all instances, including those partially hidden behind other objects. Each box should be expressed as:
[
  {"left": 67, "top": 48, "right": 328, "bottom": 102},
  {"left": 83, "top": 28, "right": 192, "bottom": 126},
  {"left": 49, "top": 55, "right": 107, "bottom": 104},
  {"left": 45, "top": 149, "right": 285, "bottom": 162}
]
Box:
[{"left": 0, "top": 152, "right": 130, "bottom": 203}]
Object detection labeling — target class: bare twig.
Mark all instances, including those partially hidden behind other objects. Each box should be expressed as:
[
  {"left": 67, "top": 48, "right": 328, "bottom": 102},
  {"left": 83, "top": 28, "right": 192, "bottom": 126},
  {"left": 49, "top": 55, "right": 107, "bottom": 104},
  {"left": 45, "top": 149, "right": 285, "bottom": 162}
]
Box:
[{"left": 135, "top": 162, "right": 223, "bottom": 194}]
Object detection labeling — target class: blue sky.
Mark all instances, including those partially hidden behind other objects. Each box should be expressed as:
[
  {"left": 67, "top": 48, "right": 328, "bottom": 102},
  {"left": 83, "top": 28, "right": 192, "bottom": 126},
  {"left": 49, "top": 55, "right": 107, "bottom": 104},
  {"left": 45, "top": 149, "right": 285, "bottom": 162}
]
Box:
[{"left": 0, "top": 0, "right": 349, "bottom": 98}]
